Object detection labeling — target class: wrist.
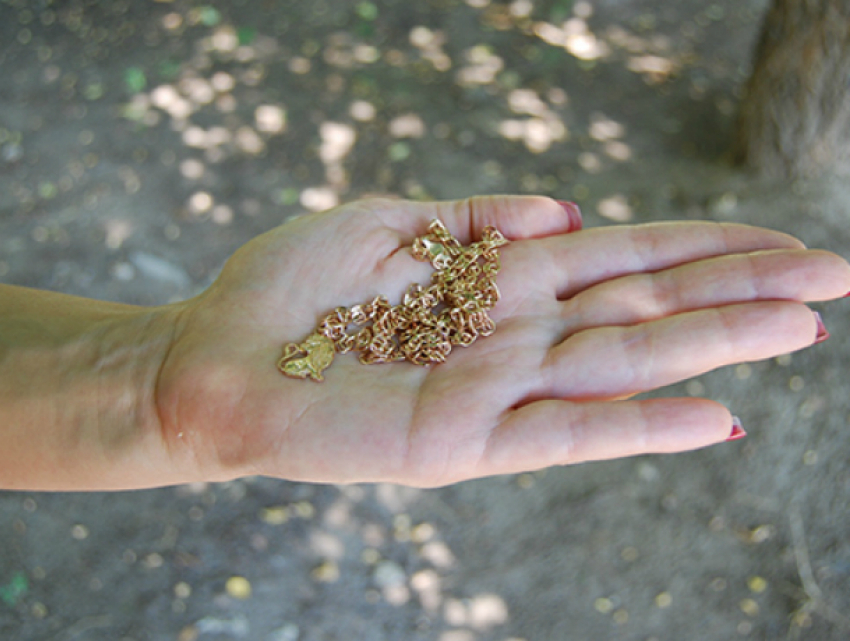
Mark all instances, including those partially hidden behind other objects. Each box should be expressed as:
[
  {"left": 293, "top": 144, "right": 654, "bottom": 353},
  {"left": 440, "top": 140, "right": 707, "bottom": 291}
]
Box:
[
  {"left": 151, "top": 289, "right": 264, "bottom": 486},
  {"left": 58, "top": 301, "right": 200, "bottom": 490},
  {"left": 0, "top": 285, "right": 197, "bottom": 490},
  {"left": 94, "top": 302, "right": 202, "bottom": 489}
]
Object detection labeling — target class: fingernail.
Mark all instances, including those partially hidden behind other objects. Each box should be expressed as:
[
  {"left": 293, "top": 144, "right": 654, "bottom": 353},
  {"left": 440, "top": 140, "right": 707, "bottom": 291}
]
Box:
[
  {"left": 556, "top": 200, "right": 583, "bottom": 231},
  {"left": 813, "top": 311, "right": 829, "bottom": 344},
  {"left": 726, "top": 416, "right": 747, "bottom": 442}
]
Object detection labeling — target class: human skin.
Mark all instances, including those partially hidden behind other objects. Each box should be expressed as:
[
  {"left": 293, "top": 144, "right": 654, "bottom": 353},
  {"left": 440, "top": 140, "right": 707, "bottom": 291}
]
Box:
[{"left": 1, "top": 195, "right": 849, "bottom": 491}]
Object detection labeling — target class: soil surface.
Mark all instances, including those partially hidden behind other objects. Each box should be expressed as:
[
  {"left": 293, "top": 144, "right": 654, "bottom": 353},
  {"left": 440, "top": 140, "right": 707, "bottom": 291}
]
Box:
[{"left": 2, "top": 1, "right": 850, "bottom": 640}]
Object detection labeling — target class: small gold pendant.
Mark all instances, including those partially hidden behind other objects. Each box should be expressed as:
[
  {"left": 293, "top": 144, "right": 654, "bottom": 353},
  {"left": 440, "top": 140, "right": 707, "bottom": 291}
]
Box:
[{"left": 278, "top": 332, "right": 336, "bottom": 382}]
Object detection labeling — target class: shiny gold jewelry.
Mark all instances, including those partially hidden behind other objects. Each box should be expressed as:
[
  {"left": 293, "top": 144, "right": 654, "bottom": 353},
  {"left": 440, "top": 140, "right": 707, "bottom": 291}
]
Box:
[{"left": 278, "top": 219, "right": 508, "bottom": 381}]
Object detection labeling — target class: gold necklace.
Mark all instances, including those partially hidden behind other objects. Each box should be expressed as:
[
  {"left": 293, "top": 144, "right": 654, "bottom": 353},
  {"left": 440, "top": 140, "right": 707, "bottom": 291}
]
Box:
[{"left": 278, "top": 219, "right": 508, "bottom": 381}]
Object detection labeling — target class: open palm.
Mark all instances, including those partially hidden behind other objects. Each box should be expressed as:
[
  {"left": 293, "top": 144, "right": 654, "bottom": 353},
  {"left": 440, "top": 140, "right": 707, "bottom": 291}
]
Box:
[{"left": 155, "top": 196, "right": 850, "bottom": 487}]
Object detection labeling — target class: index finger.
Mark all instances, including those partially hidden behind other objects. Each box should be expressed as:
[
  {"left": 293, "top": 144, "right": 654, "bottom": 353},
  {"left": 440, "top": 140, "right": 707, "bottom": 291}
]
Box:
[{"left": 520, "top": 221, "right": 807, "bottom": 301}]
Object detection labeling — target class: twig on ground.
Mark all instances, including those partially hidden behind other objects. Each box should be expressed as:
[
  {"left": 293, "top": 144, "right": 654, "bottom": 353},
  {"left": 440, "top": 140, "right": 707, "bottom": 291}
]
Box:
[{"left": 785, "top": 502, "right": 850, "bottom": 638}]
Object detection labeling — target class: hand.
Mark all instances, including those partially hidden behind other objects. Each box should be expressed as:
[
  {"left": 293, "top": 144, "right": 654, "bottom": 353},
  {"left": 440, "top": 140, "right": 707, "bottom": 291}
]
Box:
[{"left": 156, "top": 196, "right": 850, "bottom": 487}]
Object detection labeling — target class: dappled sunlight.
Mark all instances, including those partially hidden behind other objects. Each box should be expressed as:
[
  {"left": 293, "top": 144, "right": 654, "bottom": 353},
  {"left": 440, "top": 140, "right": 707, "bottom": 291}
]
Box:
[
  {"left": 319, "top": 121, "right": 357, "bottom": 191},
  {"left": 444, "top": 593, "right": 510, "bottom": 629},
  {"left": 589, "top": 112, "right": 633, "bottom": 162},
  {"left": 1, "top": 3, "right": 817, "bottom": 640},
  {"left": 2, "top": 3, "right": 842, "bottom": 641},
  {"left": 187, "top": 478, "right": 525, "bottom": 638},
  {"left": 179, "top": 158, "right": 205, "bottom": 180},
  {"left": 499, "top": 88, "right": 568, "bottom": 153},
  {"left": 627, "top": 54, "right": 678, "bottom": 84},
  {"left": 14, "top": 0, "right": 741, "bottom": 242},
  {"left": 578, "top": 151, "right": 602, "bottom": 173},
  {"left": 589, "top": 113, "right": 625, "bottom": 142},
  {"left": 410, "top": 26, "right": 453, "bottom": 72},
  {"left": 349, "top": 99, "right": 377, "bottom": 122},
  {"left": 299, "top": 186, "right": 339, "bottom": 212},
  {"left": 104, "top": 218, "right": 133, "bottom": 250},
  {"left": 597, "top": 194, "right": 634, "bottom": 222},
  {"left": 456, "top": 45, "right": 504, "bottom": 86},
  {"left": 255, "top": 105, "right": 287, "bottom": 134},
  {"left": 529, "top": 1, "right": 681, "bottom": 83},
  {"left": 187, "top": 190, "right": 214, "bottom": 216},
  {"left": 323, "top": 32, "right": 381, "bottom": 68},
  {"left": 389, "top": 113, "right": 426, "bottom": 139},
  {"left": 534, "top": 16, "right": 611, "bottom": 62}
]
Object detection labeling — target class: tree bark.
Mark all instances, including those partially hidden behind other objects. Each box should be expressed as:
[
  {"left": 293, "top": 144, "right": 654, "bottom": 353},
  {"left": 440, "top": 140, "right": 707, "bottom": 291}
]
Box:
[{"left": 735, "top": 0, "right": 850, "bottom": 178}]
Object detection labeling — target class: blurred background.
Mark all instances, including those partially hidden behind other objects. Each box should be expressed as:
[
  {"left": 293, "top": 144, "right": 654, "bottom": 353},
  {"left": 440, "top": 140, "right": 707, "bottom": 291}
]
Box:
[{"left": 2, "top": 0, "right": 849, "bottom": 639}]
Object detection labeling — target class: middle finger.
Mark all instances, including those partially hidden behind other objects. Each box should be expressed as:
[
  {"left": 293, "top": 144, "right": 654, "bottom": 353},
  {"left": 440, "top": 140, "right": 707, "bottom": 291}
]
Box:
[{"left": 559, "top": 248, "right": 846, "bottom": 336}]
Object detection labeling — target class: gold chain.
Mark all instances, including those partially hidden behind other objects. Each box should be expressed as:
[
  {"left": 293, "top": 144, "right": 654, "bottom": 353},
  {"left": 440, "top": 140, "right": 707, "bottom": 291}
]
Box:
[{"left": 278, "top": 219, "right": 509, "bottom": 381}]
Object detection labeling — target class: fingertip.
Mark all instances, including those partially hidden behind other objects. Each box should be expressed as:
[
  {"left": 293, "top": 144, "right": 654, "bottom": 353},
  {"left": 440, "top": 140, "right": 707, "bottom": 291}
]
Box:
[
  {"left": 636, "top": 398, "right": 736, "bottom": 453},
  {"left": 457, "top": 195, "right": 583, "bottom": 241},
  {"left": 375, "top": 195, "right": 583, "bottom": 245},
  {"left": 725, "top": 416, "right": 747, "bottom": 442},
  {"left": 812, "top": 310, "right": 829, "bottom": 344},
  {"left": 555, "top": 200, "right": 583, "bottom": 232}
]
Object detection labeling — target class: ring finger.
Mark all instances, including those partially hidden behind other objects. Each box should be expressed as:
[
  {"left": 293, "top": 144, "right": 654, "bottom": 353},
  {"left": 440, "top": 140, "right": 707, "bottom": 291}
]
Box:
[{"left": 540, "top": 300, "right": 820, "bottom": 401}]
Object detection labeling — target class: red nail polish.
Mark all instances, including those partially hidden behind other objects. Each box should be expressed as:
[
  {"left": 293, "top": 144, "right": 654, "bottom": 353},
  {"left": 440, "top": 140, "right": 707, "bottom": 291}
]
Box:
[
  {"left": 726, "top": 416, "right": 747, "bottom": 442},
  {"left": 556, "top": 200, "right": 583, "bottom": 231},
  {"left": 813, "top": 311, "right": 829, "bottom": 344}
]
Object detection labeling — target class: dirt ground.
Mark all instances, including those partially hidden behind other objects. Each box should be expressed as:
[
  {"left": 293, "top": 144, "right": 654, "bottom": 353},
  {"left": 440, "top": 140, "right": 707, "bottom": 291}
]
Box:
[{"left": 2, "top": 0, "right": 850, "bottom": 640}]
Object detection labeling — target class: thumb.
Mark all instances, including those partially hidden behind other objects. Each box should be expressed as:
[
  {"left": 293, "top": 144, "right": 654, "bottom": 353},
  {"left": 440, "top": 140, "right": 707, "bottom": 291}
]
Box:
[{"left": 378, "top": 195, "right": 582, "bottom": 244}]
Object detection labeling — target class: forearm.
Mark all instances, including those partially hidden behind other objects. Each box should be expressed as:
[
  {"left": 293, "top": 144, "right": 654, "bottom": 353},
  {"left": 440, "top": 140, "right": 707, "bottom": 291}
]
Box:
[{"left": 0, "top": 284, "right": 189, "bottom": 491}]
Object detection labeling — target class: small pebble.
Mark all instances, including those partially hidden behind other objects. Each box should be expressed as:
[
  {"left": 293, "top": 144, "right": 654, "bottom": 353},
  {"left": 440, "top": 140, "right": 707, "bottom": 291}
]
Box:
[
  {"left": 144, "top": 553, "right": 164, "bottom": 569},
  {"left": 373, "top": 561, "right": 406, "bottom": 589},
  {"left": 129, "top": 251, "right": 190, "bottom": 287},
  {"left": 709, "top": 577, "right": 727, "bottom": 592},
  {"left": 361, "top": 548, "right": 380, "bottom": 565},
  {"left": 1, "top": 143, "right": 23, "bottom": 163},
  {"left": 739, "top": 598, "right": 759, "bottom": 617},
  {"left": 195, "top": 615, "right": 249, "bottom": 636},
  {"left": 177, "top": 626, "right": 199, "bottom": 641},
  {"left": 411, "top": 523, "right": 435, "bottom": 543},
  {"left": 594, "top": 597, "right": 613, "bottom": 614},
  {"left": 747, "top": 576, "right": 767, "bottom": 593},
  {"left": 620, "top": 547, "right": 639, "bottom": 562},
  {"left": 749, "top": 525, "right": 772, "bottom": 543},
  {"left": 225, "top": 576, "right": 252, "bottom": 599},
  {"left": 261, "top": 507, "right": 289, "bottom": 525},
  {"left": 291, "top": 501, "right": 315, "bottom": 519},
  {"left": 112, "top": 262, "right": 135, "bottom": 281},
  {"left": 268, "top": 623, "right": 300, "bottom": 641},
  {"left": 517, "top": 473, "right": 535, "bottom": 488},
  {"left": 312, "top": 560, "right": 340, "bottom": 583}
]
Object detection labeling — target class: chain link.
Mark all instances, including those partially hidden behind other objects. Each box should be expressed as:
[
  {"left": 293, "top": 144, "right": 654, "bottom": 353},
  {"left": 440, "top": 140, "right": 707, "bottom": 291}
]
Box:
[{"left": 278, "top": 219, "right": 508, "bottom": 381}]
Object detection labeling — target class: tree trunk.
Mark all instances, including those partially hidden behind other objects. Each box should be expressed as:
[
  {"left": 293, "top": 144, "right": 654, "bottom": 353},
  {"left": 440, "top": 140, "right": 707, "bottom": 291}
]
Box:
[{"left": 735, "top": 0, "right": 850, "bottom": 178}]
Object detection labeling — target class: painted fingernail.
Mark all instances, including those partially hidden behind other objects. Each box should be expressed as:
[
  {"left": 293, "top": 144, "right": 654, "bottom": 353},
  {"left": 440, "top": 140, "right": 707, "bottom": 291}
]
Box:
[
  {"left": 556, "top": 200, "right": 583, "bottom": 231},
  {"left": 726, "top": 416, "right": 747, "bottom": 442},
  {"left": 813, "top": 311, "right": 829, "bottom": 344}
]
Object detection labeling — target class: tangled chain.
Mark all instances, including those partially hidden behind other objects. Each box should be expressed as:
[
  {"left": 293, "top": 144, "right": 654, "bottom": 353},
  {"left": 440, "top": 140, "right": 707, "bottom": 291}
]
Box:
[{"left": 278, "top": 219, "right": 508, "bottom": 381}]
